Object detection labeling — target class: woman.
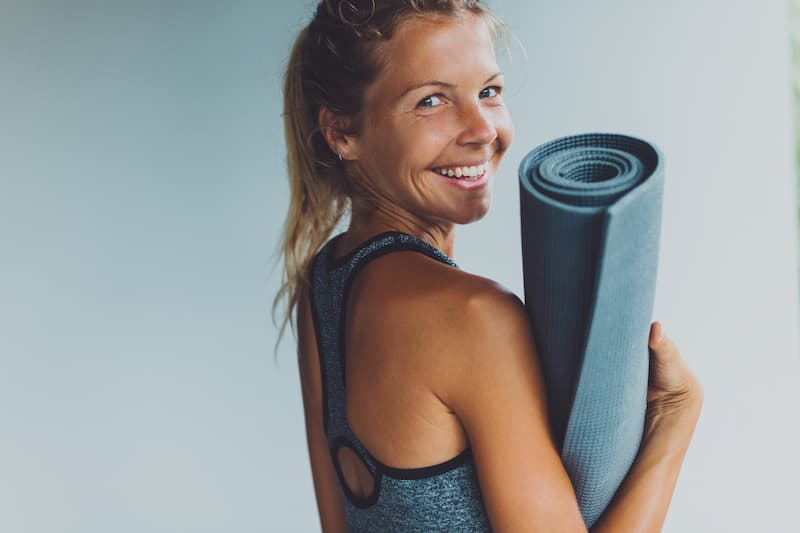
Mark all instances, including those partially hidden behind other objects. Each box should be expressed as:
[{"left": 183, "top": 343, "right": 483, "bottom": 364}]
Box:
[{"left": 273, "top": 1, "right": 703, "bottom": 531}]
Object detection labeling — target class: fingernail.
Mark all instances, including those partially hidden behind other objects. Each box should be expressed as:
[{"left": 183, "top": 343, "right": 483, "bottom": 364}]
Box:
[{"left": 655, "top": 322, "right": 664, "bottom": 343}]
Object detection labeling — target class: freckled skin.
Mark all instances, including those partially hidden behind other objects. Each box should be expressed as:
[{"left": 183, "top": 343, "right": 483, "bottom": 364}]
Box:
[
  {"left": 304, "top": 10, "right": 520, "bottom": 516},
  {"left": 330, "top": 12, "right": 514, "bottom": 256}
]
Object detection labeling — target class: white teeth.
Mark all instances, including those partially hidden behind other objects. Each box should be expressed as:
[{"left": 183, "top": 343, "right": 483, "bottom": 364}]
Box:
[{"left": 434, "top": 162, "right": 489, "bottom": 179}]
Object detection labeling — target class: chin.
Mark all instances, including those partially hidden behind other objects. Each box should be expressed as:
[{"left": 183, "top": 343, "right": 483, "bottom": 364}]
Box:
[{"left": 451, "top": 202, "right": 491, "bottom": 225}]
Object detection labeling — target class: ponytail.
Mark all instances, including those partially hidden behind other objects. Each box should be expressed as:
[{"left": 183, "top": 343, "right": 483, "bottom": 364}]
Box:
[{"left": 271, "top": 26, "right": 349, "bottom": 356}]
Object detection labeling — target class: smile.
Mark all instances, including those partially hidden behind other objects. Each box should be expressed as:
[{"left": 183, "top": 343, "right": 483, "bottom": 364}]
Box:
[{"left": 432, "top": 161, "right": 489, "bottom": 180}]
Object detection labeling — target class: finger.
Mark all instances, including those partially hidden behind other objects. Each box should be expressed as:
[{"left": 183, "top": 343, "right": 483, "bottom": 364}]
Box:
[
  {"left": 649, "top": 326, "right": 682, "bottom": 362},
  {"left": 648, "top": 321, "right": 664, "bottom": 348}
]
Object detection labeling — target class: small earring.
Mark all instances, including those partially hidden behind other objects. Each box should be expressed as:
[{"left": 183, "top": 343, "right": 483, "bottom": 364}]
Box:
[{"left": 338, "top": 153, "right": 343, "bottom": 161}]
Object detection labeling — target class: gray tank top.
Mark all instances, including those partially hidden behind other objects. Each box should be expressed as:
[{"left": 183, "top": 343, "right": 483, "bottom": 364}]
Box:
[{"left": 309, "top": 230, "right": 492, "bottom": 532}]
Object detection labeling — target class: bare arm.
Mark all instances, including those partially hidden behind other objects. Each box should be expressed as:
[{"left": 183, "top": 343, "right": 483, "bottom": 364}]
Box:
[
  {"left": 297, "top": 283, "right": 348, "bottom": 533},
  {"left": 591, "top": 408, "right": 701, "bottom": 533},
  {"left": 592, "top": 330, "right": 704, "bottom": 532},
  {"left": 435, "top": 282, "right": 701, "bottom": 532}
]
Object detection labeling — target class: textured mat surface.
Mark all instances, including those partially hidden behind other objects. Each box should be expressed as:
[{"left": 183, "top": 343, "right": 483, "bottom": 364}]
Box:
[{"left": 518, "top": 133, "right": 664, "bottom": 528}]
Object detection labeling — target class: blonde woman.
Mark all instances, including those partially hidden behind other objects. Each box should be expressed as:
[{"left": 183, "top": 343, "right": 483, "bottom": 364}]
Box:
[{"left": 273, "top": 1, "right": 703, "bottom": 531}]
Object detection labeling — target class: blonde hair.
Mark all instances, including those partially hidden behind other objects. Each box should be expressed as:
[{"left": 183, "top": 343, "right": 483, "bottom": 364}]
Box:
[{"left": 272, "top": 0, "right": 507, "bottom": 356}]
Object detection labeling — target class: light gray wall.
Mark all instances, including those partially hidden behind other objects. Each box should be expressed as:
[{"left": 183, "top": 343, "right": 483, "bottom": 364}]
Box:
[{"left": 1, "top": 1, "right": 797, "bottom": 531}]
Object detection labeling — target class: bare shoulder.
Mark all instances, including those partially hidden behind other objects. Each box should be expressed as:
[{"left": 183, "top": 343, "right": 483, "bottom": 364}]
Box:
[
  {"left": 351, "top": 251, "right": 588, "bottom": 529},
  {"left": 349, "top": 249, "right": 515, "bottom": 362},
  {"left": 368, "top": 254, "right": 588, "bottom": 531},
  {"left": 352, "top": 248, "right": 526, "bottom": 364},
  {"left": 422, "top": 269, "right": 537, "bottom": 407}
]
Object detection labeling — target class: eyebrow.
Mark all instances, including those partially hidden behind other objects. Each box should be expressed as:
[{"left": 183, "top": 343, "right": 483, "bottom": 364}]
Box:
[{"left": 396, "top": 71, "right": 503, "bottom": 101}]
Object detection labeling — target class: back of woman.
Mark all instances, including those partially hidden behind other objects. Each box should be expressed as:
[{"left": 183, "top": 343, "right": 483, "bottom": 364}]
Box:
[
  {"left": 303, "top": 230, "right": 498, "bottom": 530},
  {"left": 274, "top": 1, "right": 704, "bottom": 531}
]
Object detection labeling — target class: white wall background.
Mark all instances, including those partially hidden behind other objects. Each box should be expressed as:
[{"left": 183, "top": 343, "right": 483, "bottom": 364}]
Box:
[{"left": 1, "top": 0, "right": 798, "bottom": 531}]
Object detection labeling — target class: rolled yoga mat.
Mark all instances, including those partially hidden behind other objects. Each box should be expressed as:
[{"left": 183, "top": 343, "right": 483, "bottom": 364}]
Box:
[{"left": 518, "top": 132, "right": 664, "bottom": 528}]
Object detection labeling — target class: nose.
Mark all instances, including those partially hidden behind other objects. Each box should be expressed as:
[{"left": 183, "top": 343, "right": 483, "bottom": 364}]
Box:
[{"left": 457, "top": 103, "right": 497, "bottom": 146}]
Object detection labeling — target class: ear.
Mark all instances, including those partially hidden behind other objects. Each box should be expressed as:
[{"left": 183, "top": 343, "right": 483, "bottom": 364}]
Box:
[{"left": 318, "top": 107, "right": 359, "bottom": 161}]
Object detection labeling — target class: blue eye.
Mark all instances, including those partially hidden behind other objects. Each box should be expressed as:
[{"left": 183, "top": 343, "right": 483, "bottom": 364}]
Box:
[
  {"left": 480, "top": 86, "right": 501, "bottom": 98},
  {"left": 418, "top": 94, "right": 444, "bottom": 108}
]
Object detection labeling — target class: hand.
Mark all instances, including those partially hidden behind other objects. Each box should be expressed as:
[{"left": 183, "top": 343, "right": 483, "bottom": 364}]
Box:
[{"left": 643, "top": 321, "right": 704, "bottom": 443}]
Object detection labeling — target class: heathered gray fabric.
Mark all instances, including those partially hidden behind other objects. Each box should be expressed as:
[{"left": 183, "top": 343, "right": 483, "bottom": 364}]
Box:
[{"left": 309, "top": 231, "right": 492, "bottom": 532}]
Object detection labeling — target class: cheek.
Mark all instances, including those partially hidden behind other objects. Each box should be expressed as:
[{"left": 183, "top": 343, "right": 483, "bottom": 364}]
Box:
[
  {"left": 494, "top": 108, "right": 514, "bottom": 149},
  {"left": 397, "top": 120, "right": 454, "bottom": 162}
]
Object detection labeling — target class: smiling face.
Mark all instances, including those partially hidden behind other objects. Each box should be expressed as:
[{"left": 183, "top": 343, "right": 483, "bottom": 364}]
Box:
[{"left": 341, "top": 12, "right": 514, "bottom": 231}]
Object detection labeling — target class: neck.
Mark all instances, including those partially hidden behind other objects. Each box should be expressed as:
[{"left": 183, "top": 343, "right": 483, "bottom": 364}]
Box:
[{"left": 344, "top": 196, "right": 456, "bottom": 258}]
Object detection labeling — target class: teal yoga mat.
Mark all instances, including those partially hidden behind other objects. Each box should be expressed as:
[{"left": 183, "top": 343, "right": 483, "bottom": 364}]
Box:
[{"left": 518, "top": 133, "right": 664, "bottom": 528}]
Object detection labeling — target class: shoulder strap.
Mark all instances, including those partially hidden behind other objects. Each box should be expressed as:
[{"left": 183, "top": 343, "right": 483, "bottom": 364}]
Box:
[{"left": 326, "top": 230, "right": 458, "bottom": 272}]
